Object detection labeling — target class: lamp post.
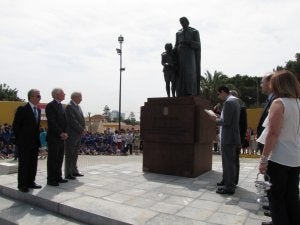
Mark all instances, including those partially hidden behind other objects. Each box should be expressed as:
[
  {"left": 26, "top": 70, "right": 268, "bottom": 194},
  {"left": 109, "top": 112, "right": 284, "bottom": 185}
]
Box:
[{"left": 116, "top": 35, "right": 125, "bottom": 131}]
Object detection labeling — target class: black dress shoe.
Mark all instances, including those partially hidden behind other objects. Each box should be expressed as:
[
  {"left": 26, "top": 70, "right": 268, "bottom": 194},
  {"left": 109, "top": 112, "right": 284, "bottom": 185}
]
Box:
[
  {"left": 66, "top": 175, "right": 76, "bottom": 180},
  {"left": 18, "top": 187, "right": 29, "bottom": 192},
  {"left": 261, "top": 221, "right": 272, "bottom": 225},
  {"left": 28, "top": 183, "right": 42, "bottom": 189},
  {"left": 217, "top": 180, "right": 224, "bottom": 186},
  {"left": 47, "top": 182, "right": 59, "bottom": 186},
  {"left": 73, "top": 173, "right": 84, "bottom": 177},
  {"left": 216, "top": 188, "right": 235, "bottom": 195},
  {"left": 58, "top": 178, "right": 68, "bottom": 183}
]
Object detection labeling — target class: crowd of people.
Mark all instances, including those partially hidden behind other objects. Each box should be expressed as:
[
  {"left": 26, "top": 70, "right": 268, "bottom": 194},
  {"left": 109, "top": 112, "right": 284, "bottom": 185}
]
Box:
[
  {"left": 0, "top": 125, "right": 143, "bottom": 159},
  {"left": 213, "top": 127, "right": 259, "bottom": 155},
  {"left": 0, "top": 124, "right": 16, "bottom": 159},
  {"left": 79, "top": 129, "right": 142, "bottom": 156}
]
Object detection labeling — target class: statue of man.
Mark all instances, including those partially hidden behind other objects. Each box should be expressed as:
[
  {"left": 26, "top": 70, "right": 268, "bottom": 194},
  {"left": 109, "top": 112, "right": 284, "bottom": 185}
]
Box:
[
  {"left": 174, "top": 17, "right": 201, "bottom": 96},
  {"left": 161, "top": 43, "right": 177, "bottom": 97}
]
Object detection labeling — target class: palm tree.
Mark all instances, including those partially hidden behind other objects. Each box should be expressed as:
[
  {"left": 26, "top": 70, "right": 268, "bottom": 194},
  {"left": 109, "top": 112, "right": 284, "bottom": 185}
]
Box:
[{"left": 200, "top": 70, "right": 228, "bottom": 105}]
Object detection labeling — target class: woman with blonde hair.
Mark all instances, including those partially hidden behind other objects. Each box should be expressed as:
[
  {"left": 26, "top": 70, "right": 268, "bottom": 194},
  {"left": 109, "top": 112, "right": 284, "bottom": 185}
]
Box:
[{"left": 258, "top": 70, "right": 300, "bottom": 225}]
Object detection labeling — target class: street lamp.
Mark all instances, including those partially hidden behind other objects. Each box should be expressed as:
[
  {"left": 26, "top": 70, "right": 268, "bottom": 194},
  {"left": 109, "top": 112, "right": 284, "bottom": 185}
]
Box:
[{"left": 116, "top": 35, "right": 125, "bottom": 131}]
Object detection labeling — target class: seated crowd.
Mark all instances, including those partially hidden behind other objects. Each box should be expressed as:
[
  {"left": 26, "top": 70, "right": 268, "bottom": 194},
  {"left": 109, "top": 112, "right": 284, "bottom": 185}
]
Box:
[
  {"left": 0, "top": 124, "right": 16, "bottom": 159},
  {"left": 79, "top": 129, "right": 142, "bottom": 156},
  {"left": 0, "top": 124, "right": 142, "bottom": 159}
]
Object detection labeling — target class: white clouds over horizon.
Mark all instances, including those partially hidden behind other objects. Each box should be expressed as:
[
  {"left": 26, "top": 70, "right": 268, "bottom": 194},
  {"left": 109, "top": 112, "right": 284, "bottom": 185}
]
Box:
[{"left": 0, "top": 0, "right": 299, "bottom": 118}]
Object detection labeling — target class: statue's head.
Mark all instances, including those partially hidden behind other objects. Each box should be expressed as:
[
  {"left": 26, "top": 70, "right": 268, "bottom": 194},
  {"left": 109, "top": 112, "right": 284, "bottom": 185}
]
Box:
[
  {"left": 179, "top": 17, "right": 189, "bottom": 29},
  {"left": 165, "top": 43, "right": 173, "bottom": 52}
]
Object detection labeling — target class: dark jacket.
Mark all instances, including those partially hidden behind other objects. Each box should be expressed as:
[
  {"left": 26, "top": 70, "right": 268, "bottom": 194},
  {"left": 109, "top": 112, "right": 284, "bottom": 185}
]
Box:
[
  {"left": 12, "top": 103, "right": 41, "bottom": 148},
  {"left": 45, "top": 100, "right": 67, "bottom": 141}
]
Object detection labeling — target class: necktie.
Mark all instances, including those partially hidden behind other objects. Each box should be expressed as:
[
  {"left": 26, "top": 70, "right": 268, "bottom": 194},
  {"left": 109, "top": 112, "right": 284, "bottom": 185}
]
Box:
[
  {"left": 77, "top": 105, "right": 84, "bottom": 117},
  {"left": 33, "top": 106, "right": 38, "bottom": 123},
  {"left": 58, "top": 103, "right": 64, "bottom": 113}
]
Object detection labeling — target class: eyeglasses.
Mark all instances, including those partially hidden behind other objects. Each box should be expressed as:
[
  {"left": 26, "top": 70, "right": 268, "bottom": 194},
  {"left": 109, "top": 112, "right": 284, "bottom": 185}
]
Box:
[{"left": 32, "top": 95, "right": 41, "bottom": 98}]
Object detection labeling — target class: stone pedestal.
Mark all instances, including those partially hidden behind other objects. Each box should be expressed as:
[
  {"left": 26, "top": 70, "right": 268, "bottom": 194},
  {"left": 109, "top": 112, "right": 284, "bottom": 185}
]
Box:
[{"left": 141, "top": 96, "right": 216, "bottom": 178}]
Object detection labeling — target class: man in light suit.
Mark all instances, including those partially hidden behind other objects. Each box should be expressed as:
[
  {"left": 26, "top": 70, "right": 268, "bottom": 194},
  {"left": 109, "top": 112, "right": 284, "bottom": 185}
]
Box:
[
  {"left": 209, "top": 86, "right": 241, "bottom": 195},
  {"left": 46, "top": 88, "right": 68, "bottom": 186},
  {"left": 13, "top": 89, "right": 42, "bottom": 192},
  {"left": 65, "top": 92, "right": 86, "bottom": 179}
]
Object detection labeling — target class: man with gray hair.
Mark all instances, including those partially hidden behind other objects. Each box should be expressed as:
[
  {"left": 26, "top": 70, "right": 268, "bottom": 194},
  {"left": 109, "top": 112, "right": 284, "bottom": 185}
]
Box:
[
  {"left": 46, "top": 88, "right": 68, "bottom": 186},
  {"left": 65, "top": 92, "right": 86, "bottom": 179},
  {"left": 13, "top": 89, "right": 42, "bottom": 192},
  {"left": 257, "top": 73, "right": 275, "bottom": 155}
]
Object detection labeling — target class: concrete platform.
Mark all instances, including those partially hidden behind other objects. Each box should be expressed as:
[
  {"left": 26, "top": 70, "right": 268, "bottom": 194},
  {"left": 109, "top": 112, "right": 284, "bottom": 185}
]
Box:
[
  {"left": 0, "top": 155, "right": 270, "bottom": 225},
  {"left": 0, "top": 162, "right": 18, "bottom": 175}
]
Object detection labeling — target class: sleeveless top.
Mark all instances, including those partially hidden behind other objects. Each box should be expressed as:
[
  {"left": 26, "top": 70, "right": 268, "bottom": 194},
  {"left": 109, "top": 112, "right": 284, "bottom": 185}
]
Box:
[{"left": 269, "top": 98, "right": 300, "bottom": 167}]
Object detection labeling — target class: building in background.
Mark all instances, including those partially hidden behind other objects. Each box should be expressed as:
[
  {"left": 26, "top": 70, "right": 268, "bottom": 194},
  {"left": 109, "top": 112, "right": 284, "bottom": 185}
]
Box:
[{"left": 111, "top": 110, "right": 125, "bottom": 121}]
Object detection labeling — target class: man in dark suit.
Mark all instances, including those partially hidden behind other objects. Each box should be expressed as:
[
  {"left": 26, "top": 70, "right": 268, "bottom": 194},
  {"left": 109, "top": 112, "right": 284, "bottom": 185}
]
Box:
[
  {"left": 256, "top": 73, "right": 275, "bottom": 224},
  {"left": 46, "top": 88, "right": 68, "bottom": 186},
  {"left": 257, "top": 73, "right": 275, "bottom": 155},
  {"left": 209, "top": 86, "right": 241, "bottom": 195},
  {"left": 13, "top": 89, "right": 42, "bottom": 192},
  {"left": 65, "top": 92, "right": 86, "bottom": 179}
]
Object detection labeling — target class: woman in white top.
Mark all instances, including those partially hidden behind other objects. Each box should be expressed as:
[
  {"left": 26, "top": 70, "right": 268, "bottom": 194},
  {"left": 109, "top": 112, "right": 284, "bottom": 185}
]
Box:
[{"left": 259, "top": 70, "right": 300, "bottom": 225}]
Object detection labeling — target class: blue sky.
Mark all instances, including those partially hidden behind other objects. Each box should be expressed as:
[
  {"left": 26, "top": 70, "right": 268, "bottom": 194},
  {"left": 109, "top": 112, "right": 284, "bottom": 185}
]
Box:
[{"left": 1, "top": 0, "right": 299, "bottom": 119}]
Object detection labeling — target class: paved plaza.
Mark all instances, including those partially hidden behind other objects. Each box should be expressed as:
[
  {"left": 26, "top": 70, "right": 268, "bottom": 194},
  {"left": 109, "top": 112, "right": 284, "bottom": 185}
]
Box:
[{"left": 0, "top": 154, "right": 270, "bottom": 225}]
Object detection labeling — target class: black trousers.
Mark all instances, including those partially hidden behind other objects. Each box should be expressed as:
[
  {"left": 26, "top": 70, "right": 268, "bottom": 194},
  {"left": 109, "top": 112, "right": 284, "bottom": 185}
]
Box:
[
  {"left": 267, "top": 161, "right": 300, "bottom": 225},
  {"left": 17, "top": 145, "right": 38, "bottom": 188},
  {"left": 47, "top": 139, "right": 64, "bottom": 183}
]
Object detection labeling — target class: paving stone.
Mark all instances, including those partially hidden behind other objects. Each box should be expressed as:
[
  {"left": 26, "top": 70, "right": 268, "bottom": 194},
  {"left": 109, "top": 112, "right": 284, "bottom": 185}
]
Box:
[
  {"left": 189, "top": 199, "right": 221, "bottom": 210},
  {"left": 125, "top": 196, "right": 156, "bottom": 208},
  {"left": 176, "top": 206, "right": 214, "bottom": 221},
  {"left": 207, "top": 212, "right": 246, "bottom": 225},
  {"left": 150, "top": 202, "right": 184, "bottom": 214},
  {"left": 163, "top": 196, "right": 194, "bottom": 206},
  {"left": 145, "top": 213, "right": 208, "bottom": 225}
]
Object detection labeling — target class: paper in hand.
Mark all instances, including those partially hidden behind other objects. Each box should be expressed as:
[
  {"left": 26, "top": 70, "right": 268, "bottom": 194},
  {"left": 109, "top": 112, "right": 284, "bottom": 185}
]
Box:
[{"left": 204, "top": 109, "right": 216, "bottom": 117}]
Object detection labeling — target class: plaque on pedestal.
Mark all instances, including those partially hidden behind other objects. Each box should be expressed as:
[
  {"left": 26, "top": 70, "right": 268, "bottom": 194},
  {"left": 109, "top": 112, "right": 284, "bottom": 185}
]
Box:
[{"left": 141, "top": 96, "right": 215, "bottom": 178}]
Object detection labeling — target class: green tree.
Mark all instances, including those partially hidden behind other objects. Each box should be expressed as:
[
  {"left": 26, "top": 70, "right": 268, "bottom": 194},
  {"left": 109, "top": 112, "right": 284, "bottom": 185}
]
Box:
[
  {"left": 124, "top": 112, "right": 137, "bottom": 125},
  {"left": 0, "top": 83, "right": 23, "bottom": 101},
  {"left": 274, "top": 53, "right": 300, "bottom": 81},
  {"left": 200, "top": 70, "right": 228, "bottom": 105},
  {"left": 102, "top": 105, "right": 111, "bottom": 122},
  {"left": 227, "top": 75, "right": 264, "bottom": 107}
]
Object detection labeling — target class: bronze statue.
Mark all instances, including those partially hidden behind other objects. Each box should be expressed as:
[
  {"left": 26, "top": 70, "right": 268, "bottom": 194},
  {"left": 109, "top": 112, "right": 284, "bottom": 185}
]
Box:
[
  {"left": 174, "top": 17, "right": 201, "bottom": 96},
  {"left": 161, "top": 43, "right": 177, "bottom": 97}
]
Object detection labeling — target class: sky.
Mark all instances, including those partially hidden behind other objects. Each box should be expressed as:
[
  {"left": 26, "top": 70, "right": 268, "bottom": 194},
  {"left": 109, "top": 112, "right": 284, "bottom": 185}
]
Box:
[{"left": 1, "top": 0, "right": 299, "bottom": 120}]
